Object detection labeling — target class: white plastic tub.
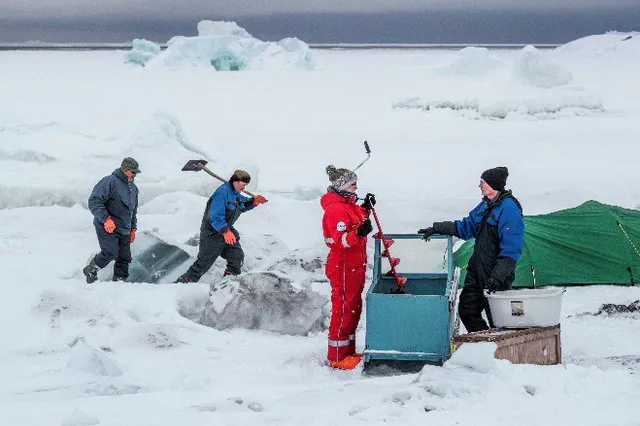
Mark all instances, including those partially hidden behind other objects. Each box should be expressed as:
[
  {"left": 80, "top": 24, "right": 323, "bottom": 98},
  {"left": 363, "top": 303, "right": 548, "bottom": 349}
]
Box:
[{"left": 486, "top": 287, "right": 564, "bottom": 328}]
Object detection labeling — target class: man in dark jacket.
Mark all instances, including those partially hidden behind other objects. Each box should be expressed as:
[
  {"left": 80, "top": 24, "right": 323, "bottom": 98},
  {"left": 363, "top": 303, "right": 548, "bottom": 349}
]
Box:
[
  {"left": 418, "top": 166, "right": 524, "bottom": 332},
  {"left": 175, "top": 170, "right": 267, "bottom": 283},
  {"left": 83, "top": 157, "right": 140, "bottom": 283}
]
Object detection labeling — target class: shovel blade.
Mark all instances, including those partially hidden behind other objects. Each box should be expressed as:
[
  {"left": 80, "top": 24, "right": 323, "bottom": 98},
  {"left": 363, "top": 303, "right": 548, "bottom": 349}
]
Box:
[{"left": 182, "top": 159, "right": 208, "bottom": 172}]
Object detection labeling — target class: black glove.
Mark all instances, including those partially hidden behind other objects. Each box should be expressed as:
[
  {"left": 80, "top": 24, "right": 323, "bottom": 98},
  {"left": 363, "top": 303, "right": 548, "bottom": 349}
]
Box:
[
  {"left": 433, "top": 221, "right": 458, "bottom": 237},
  {"left": 357, "top": 219, "right": 373, "bottom": 237},
  {"left": 486, "top": 277, "right": 501, "bottom": 293},
  {"left": 417, "top": 227, "right": 436, "bottom": 240},
  {"left": 361, "top": 193, "right": 376, "bottom": 210}
]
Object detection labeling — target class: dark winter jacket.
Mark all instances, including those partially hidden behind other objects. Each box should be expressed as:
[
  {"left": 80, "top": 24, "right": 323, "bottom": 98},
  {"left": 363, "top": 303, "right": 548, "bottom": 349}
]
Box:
[
  {"left": 201, "top": 182, "right": 255, "bottom": 233},
  {"left": 88, "top": 169, "right": 139, "bottom": 235},
  {"left": 455, "top": 190, "right": 524, "bottom": 287}
]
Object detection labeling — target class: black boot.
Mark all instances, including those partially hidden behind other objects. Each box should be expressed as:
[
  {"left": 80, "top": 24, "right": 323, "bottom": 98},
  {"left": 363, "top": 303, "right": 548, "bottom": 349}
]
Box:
[
  {"left": 112, "top": 276, "right": 127, "bottom": 282},
  {"left": 175, "top": 275, "right": 193, "bottom": 283},
  {"left": 82, "top": 258, "right": 100, "bottom": 284}
]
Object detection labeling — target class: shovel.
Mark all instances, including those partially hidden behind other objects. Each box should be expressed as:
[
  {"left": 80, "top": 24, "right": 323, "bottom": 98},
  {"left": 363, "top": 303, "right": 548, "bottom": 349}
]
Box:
[{"left": 181, "top": 159, "right": 266, "bottom": 201}]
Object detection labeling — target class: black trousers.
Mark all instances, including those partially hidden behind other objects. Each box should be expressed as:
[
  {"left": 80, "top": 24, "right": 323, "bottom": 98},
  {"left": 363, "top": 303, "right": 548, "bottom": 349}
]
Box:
[
  {"left": 93, "top": 225, "right": 132, "bottom": 279},
  {"left": 181, "top": 227, "right": 244, "bottom": 282},
  {"left": 458, "top": 270, "right": 494, "bottom": 333}
]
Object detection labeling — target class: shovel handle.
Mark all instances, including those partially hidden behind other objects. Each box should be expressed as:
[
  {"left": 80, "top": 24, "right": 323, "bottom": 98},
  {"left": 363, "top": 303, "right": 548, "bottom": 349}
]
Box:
[{"left": 201, "top": 166, "right": 262, "bottom": 199}]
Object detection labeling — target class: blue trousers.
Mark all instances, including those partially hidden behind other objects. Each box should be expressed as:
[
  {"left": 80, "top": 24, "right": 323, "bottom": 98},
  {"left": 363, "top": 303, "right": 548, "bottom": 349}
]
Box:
[{"left": 93, "top": 225, "right": 132, "bottom": 279}]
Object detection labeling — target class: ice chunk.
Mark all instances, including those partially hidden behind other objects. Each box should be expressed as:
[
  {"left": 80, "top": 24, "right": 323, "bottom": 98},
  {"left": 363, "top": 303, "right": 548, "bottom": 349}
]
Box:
[
  {"left": 97, "top": 232, "right": 191, "bottom": 283},
  {"left": 514, "top": 45, "right": 573, "bottom": 88},
  {"left": 145, "top": 20, "right": 314, "bottom": 71},
  {"left": 197, "top": 20, "right": 252, "bottom": 38},
  {"left": 124, "top": 39, "right": 161, "bottom": 67},
  {"left": 201, "top": 271, "right": 328, "bottom": 335}
]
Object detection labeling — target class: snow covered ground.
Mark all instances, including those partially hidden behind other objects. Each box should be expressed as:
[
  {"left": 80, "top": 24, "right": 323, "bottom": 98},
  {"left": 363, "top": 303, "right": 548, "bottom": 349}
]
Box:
[{"left": 0, "top": 30, "right": 639, "bottom": 425}]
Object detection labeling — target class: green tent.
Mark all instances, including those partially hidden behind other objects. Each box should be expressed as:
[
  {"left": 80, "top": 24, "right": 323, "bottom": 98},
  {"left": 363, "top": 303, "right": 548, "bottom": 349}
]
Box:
[{"left": 452, "top": 201, "right": 640, "bottom": 287}]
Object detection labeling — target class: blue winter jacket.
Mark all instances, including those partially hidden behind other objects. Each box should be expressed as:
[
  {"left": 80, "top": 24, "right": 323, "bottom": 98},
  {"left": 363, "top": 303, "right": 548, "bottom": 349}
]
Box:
[
  {"left": 88, "top": 169, "right": 138, "bottom": 235},
  {"left": 201, "top": 182, "right": 255, "bottom": 233},
  {"left": 455, "top": 190, "right": 524, "bottom": 284}
]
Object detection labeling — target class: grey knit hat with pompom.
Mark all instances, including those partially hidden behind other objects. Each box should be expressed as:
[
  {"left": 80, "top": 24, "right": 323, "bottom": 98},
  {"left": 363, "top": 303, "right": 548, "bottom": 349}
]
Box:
[{"left": 326, "top": 165, "right": 357, "bottom": 191}]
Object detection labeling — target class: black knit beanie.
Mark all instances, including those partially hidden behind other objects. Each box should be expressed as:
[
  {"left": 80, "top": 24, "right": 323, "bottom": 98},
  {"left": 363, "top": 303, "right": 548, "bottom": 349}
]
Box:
[
  {"left": 481, "top": 167, "right": 508, "bottom": 191},
  {"left": 229, "top": 169, "right": 251, "bottom": 184}
]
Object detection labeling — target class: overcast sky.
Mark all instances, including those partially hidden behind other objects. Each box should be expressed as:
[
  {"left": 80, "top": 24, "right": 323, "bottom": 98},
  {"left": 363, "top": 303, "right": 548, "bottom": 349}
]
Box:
[{"left": 1, "top": 0, "right": 638, "bottom": 43}]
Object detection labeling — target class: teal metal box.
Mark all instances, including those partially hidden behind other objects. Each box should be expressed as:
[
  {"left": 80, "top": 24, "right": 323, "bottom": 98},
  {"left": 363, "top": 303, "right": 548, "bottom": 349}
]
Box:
[{"left": 364, "top": 234, "right": 459, "bottom": 368}]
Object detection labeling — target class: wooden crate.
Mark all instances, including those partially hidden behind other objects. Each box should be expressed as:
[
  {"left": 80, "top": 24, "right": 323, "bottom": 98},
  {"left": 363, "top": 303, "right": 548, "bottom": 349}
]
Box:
[{"left": 450, "top": 324, "right": 561, "bottom": 365}]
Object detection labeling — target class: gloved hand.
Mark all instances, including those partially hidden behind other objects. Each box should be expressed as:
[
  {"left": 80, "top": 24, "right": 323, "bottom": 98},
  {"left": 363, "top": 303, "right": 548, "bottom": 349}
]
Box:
[
  {"left": 253, "top": 195, "right": 267, "bottom": 207},
  {"left": 357, "top": 219, "right": 373, "bottom": 237},
  {"left": 222, "top": 229, "right": 237, "bottom": 245},
  {"left": 361, "top": 193, "right": 376, "bottom": 210},
  {"left": 486, "top": 277, "right": 501, "bottom": 293},
  {"left": 417, "top": 227, "right": 435, "bottom": 240},
  {"left": 130, "top": 229, "right": 136, "bottom": 243},
  {"left": 104, "top": 216, "right": 116, "bottom": 234}
]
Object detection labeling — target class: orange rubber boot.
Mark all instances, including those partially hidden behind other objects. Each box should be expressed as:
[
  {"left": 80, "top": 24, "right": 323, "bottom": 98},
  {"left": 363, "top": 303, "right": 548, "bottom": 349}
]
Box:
[{"left": 329, "top": 355, "right": 361, "bottom": 370}]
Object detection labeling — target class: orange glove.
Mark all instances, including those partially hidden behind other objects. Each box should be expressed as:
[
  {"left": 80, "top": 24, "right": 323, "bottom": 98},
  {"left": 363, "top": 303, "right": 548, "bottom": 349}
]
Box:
[
  {"left": 130, "top": 229, "right": 136, "bottom": 243},
  {"left": 222, "top": 230, "right": 237, "bottom": 245},
  {"left": 104, "top": 216, "right": 116, "bottom": 234},
  {"left": 253, "top": 195, "right": 267, "bottom": 207}
]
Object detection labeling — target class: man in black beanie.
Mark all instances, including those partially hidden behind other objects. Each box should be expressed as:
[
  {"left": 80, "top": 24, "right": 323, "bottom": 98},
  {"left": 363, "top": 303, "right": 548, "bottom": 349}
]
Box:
[
  {"left": 480, "top": 166, "right": 508, "bottom": 192},
  {"left": 418, "top": 166, "right": 524, "bottom": 332}
]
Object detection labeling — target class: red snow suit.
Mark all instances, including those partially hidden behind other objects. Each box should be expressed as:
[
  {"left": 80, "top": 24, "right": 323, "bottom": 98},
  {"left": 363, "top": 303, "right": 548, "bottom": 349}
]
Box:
[{"left": 320, "top": 191, "right": 369, "bottom": 362}]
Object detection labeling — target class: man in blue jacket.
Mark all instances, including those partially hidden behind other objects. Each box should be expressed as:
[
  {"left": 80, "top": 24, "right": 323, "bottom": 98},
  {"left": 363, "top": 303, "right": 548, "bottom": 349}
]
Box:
[
  {"left": 175, "top": 170, "right": 267, "bottom": 283},
  {"left": 418, "top": 167, "right": 524, "bottom": 332},
  {"left": 83, "top": 157, "right": 140, "bottom": 283}
]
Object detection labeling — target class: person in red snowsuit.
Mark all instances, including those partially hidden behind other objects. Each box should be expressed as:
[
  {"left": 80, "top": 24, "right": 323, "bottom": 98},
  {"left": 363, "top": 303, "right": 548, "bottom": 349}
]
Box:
[{"left": 321, "top": 165, "right": 375, "bottom": 370}]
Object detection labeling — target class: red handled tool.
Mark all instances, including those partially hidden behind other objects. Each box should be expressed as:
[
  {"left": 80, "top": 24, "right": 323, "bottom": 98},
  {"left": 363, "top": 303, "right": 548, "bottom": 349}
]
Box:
[{"left": 370, "top": 208, "right": 407, "bottom": 294}]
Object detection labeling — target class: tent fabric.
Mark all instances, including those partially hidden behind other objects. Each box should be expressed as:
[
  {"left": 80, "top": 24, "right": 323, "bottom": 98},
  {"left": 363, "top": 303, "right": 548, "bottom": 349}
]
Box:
[{"left": 452, "top": 201, "right": 640, "bottom": 287}]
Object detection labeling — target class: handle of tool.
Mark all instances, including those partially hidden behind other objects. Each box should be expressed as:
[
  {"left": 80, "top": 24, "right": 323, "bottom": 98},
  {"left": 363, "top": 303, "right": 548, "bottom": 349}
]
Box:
[
  {"left": 202, "top": 166, "right": 260, "bottom": 199},
  {"left": 352, "top": 140, "right": 371, "bottom": 172},
  {"left": 370, "top": 207, "right": 383, "bottom": 236}
]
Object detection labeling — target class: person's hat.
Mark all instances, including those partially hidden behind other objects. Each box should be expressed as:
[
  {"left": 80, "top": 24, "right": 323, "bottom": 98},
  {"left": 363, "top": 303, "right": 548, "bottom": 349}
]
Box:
[
  {"left": 326, "top": 165, "right": 357, "bottom": 191},
  {"left": 229, "top": 169, "right": 251, "bottom": 184},
  {"left": 481, "top": 166, "right": 508, "bottom": 191},
  {"left": 120, "top": 157, "right": 141, "bottom": 174}
]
